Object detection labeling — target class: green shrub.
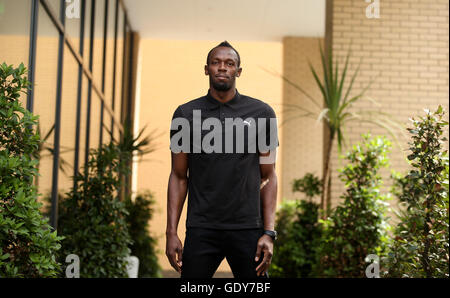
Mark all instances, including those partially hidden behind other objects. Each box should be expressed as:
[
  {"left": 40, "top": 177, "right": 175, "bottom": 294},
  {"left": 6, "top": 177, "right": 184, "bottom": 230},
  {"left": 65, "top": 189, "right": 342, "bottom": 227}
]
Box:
[
  {"left": 314, "top": 134, "right": 392, "bottom": 277},
  {"left": 270, "top": 173, "right": 323, "bottom": 277},
  {"left": 56, "top": 142, "right": 132, "bottom": 277},
  {"left": 385, "top": 106, "right": 449, "bottom": 278},
  {"left": 124, "top": 191, "right": 161, "bottom": 277},
  {"left": 291, "top": 173, "right": 322, "bottom": 201},
  {"left": 0, "top": 63, "right": 63, "bottom": 277},
  {"left": 271, "top": 200, "right": 322, "bottom": 278}
]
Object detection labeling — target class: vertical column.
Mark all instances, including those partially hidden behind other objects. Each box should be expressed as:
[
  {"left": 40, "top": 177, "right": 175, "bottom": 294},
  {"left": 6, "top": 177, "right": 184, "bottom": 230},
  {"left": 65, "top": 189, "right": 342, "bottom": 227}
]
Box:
[
  {"left": 73, "top": 0, "right": 86, "bottom": 190},
  {"left": 50, "top": 0, "right": 66, "bottom": 229},
  {"left": 26, "top": 0, "right": 39, "bottom": 113}
]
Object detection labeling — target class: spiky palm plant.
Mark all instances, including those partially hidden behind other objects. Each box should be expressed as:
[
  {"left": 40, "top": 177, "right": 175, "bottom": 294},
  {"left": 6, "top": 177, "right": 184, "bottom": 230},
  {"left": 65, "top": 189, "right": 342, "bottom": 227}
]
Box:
[
  {"left": 106, "top": 117, "right": 159, "bottom": 200},
  {"left": 266, "top": 42, "right": 405, "bottom": 217}
]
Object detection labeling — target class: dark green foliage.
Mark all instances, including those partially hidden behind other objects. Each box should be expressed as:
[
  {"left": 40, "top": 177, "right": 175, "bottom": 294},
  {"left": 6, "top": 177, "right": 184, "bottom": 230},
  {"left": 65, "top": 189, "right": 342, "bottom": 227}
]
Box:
[
  {"left": 314, "top": 134, "right": 391, "bottom": 277},
  {"left": 0, "top": 63, "right": 63, "bottom": 277},
  {"left": 270, "top": 173, "right": 322, "bottom": 277},
  {"left": 110, "top": 118, "right": 157, "bottom": 201},
  {"left": 385, "top": 106, "right": 449, "bottom": 278},
  {"left": 124, "top": 191, "right": 162, "bottom": 277},
  {"left": 271, "top": 200, "right": 322, "bottom": 277},
  {"left": 291, "top": 173, "right": 322, "bottom": 201},
  {"left": 45, "top": 108, "right": 160, "bottom": 277},
  {"left": 56, "top": 143, "right": 132, "bottom": 277}
]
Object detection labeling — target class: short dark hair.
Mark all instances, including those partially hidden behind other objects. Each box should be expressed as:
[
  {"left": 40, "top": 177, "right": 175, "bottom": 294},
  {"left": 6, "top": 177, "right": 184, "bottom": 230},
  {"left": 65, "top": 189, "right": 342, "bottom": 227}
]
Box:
[{"left": 206, "top": 41, "right": 241, "bottom": 67}]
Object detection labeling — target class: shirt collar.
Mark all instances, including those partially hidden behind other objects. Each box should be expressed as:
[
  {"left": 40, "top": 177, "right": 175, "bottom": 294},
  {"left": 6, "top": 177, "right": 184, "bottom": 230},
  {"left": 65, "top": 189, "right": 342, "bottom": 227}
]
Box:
[{"left": 205, "top": 89, "right": 240, "bottom": 110}]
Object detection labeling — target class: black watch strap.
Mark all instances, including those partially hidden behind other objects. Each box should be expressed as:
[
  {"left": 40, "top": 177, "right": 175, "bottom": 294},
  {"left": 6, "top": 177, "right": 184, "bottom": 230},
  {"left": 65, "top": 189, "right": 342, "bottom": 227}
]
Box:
[{"left": 263, "top": 230, "right": 277, "bottom": 241}]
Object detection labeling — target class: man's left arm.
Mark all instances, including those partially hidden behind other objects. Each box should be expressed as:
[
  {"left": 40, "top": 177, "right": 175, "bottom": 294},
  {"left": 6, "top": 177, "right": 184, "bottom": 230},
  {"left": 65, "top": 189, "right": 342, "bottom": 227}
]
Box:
[{"left": 255, "top": 149, "right": 277, "bottom": 276}]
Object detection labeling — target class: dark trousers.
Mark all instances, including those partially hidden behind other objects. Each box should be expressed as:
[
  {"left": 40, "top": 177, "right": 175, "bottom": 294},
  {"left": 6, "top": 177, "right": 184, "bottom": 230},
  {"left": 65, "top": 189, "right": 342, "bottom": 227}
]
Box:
[{"left": 181, "top": 227, "right": 268, "bottom": 278}]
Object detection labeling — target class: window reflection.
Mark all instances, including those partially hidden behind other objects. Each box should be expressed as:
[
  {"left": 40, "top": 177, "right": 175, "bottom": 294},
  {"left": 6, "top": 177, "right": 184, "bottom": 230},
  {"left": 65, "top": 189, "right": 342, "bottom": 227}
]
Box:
[
  {"left": 34, "top": 4, "right": 60, "bottom": 201},
  {"left": 0, "top": 0, "right": 132, "bottom": 227},
  {"left": 58, "top": 45, "right": 78, "bottom": 192}
]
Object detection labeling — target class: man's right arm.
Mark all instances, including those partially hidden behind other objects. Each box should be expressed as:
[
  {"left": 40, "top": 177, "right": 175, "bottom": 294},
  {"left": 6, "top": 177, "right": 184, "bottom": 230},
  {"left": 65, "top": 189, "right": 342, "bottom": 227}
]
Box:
[{"left": 165, "top": 152, "right": 188, "bottom": 273}]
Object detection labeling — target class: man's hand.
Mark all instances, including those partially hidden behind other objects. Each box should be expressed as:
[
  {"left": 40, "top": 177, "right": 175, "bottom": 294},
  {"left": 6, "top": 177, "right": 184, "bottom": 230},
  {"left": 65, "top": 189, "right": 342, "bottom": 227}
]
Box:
[
  {"left": 166, "top": 233, "right": 183, "bottom": 273},
  {"left": 255, "top": 234, "right": 273, "bottom": 276}
]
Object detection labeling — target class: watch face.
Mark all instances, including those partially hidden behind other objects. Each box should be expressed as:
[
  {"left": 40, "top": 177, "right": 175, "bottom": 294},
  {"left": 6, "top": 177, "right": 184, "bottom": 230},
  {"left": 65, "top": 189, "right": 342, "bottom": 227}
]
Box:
[{"left": 264, "top": 230, "right": 277, "bottom": 240}]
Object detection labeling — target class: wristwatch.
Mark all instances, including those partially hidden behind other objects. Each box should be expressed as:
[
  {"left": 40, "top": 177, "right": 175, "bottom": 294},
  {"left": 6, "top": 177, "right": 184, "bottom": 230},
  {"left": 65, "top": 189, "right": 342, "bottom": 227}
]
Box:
[{"left": 263, "top": 230, "right": 278, "bottom": 241}]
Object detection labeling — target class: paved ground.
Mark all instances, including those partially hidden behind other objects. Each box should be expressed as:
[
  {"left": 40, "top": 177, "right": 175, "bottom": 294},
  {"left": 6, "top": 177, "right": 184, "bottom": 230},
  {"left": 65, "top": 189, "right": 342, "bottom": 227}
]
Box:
[{"left": 161, "top": 270, "right": 234, "bottom": 278}]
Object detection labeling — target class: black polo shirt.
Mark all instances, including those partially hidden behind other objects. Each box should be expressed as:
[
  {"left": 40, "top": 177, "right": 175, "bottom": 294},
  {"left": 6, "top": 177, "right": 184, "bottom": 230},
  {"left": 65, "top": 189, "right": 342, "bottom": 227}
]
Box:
[{"left": 170, "top": 89, "right": 279, "bottom": 230}]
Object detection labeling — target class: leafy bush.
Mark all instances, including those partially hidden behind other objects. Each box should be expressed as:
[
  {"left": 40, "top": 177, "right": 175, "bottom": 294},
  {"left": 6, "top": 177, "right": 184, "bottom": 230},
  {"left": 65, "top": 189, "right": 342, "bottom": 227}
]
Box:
[
  {"left": 44, "top": 104, "right": 158, "bottom": 277},
  {"left": 56, "top": 143, "right": 132, "bottom": 277},
  {"left": 291, "top": 173, "right": 322, "bottom": 202},
  {"left": 271, "top": 200, "right": 322, "bottom": 278},
  {"left": 124, "top": 191, "right": 161, "bottom": 277},
  {"left": 385, "top": 106, "right": 449, "bottom": 278},
  {"left": 314, "top": 134, "right": 392, "bottom": 277},
  {"left": 270, "top": 173, "right": 322, "bottom": 277},
  {"left": 0, "top": 63, "right": 63, "bottom": 277}
]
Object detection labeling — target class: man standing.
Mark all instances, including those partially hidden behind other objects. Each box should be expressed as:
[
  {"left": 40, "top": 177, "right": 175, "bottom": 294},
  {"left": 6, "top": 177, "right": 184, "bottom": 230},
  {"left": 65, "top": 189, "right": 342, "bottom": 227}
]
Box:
[{"left": 166, "top": 41, "right": 279, "bottom": 278}]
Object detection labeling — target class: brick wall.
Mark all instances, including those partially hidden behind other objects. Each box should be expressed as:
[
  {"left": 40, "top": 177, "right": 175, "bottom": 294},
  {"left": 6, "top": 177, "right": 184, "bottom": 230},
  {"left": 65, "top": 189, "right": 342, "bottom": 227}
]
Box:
[{"left": 329, "top": 0, "right": 449, "bottom": 209}]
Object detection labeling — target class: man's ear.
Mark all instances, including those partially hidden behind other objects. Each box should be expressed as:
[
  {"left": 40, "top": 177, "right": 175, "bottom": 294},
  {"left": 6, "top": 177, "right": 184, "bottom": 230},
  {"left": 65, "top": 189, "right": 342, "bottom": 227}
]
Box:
[
  {"left": 204, "top": 65, "right": 209, "bottom": 76},
  {"left": 236, "top": 67, "right": 242, "bottom": 77}
]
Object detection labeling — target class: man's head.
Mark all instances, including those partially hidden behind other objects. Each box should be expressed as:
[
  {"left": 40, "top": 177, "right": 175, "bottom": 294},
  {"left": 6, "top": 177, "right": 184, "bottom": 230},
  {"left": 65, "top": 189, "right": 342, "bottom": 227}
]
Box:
[{"left": 205, "top": 41, "right": 242, "bottom": 92}]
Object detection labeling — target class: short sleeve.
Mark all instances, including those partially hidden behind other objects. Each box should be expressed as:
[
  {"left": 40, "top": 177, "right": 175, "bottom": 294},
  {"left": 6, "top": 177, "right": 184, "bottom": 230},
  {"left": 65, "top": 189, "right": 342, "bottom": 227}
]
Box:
[
  {"left": 259, "top": 104, "right": 279, "bottom": 151},
  {"left": 170, "top": 106, "right": 186, "bottom": 151},
  {"left": 266, "top": 105, "right": 279, "bottom": 150}
]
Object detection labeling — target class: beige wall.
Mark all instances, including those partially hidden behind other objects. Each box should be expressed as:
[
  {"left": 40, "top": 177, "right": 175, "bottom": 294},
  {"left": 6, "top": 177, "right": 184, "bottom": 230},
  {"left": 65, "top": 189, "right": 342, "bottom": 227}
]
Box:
[
  {"left": 281, "top": 37, "right": 324, "bottom": 204},
  {"left": 329, "top": 0, "right": 449, "bottom": 208},
  {"left": 136, "top": 39, "right": 283, "bottom": 274}
]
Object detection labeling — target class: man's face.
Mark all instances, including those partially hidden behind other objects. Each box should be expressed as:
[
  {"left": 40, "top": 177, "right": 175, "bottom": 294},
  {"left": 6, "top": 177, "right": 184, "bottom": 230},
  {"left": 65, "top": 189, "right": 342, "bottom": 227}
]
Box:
[{"left": 205, "top": 47, "right": 242, "bottom": 92}]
